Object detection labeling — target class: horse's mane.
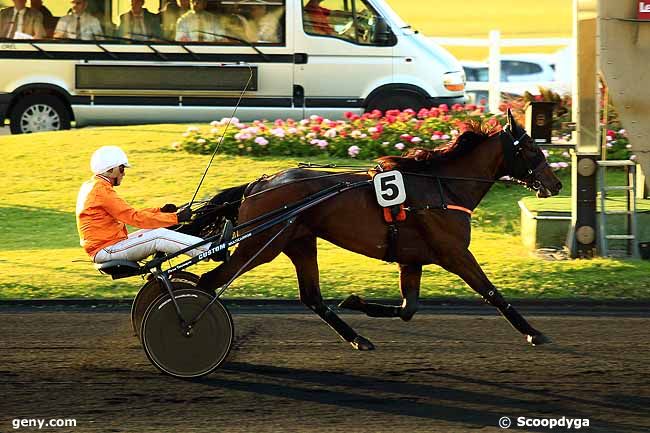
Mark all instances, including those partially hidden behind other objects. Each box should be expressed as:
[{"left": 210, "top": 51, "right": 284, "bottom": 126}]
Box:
[{"left": 376, "top": 120, "right": 502, "bottom": 172}]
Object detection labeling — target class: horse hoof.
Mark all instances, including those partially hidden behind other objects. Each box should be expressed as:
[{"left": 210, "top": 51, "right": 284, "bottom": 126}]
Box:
[
  {"left": 350, "top": 335, "right": 375, "bottom": 351},
  {"left": 527, "top": 333, "right": 552, "bottom": 346},
  {"left": 338, "top": 294, "right": 364, "bottom": 311}
]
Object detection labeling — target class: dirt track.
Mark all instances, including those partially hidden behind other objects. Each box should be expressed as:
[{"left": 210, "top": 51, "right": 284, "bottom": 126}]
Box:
[{"left": 1, "top": 304, "right": 649, "bottom": 433}]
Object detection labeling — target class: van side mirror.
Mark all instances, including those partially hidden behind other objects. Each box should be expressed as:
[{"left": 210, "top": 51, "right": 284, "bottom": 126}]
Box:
[{"left": 372, "top": 17, "right": 392, "bottom": 45}]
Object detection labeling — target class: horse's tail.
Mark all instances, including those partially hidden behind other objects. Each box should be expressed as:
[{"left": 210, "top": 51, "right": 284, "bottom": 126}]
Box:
[{"left": 179, "top": 183, "right": 249, "bottom": 237}]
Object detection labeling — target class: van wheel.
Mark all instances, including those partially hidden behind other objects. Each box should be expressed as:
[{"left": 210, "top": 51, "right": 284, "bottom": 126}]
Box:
[
  {"left": 10, "top": 95, "right": 71, "bottom": 134},
  {"left": 366, "top": 92, "right": 427, "bottom": 113}
]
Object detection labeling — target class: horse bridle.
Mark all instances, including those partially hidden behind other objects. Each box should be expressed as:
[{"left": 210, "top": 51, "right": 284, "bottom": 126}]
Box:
[{"left": 500, "top": 128, "right": 549, "bottom": 192}]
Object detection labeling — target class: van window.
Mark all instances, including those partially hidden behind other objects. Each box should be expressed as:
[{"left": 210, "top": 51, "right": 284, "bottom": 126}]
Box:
[
  {"left": 302, "top": 0, "right": 384, "bottom": 45},
  {"left": 1, "top": 0, "right": 285, "bottom": 44},
  {"left": 501, "top": 61, "right": 543, "bottom": 77}
]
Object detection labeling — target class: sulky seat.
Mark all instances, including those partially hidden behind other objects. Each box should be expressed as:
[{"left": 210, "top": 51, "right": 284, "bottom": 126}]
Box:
[{"left": 95, "top": 260, "right": 144, "bottom": 280}]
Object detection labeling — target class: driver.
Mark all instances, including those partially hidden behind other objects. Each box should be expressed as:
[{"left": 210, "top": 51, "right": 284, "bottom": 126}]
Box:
[
  {"left": 304, "top": 0, "right": 334, "bottom": 36},
  {"left": 76, "top": 146, "right": 212, "bottom": 264}
]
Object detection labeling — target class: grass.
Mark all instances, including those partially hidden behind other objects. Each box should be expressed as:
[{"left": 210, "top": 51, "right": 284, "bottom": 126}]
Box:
[{"left": 1, "top": 124, "right": 650, "bottom": 301}]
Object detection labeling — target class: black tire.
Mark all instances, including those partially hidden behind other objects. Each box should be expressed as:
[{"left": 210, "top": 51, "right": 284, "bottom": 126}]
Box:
[
  {"left": 130, "top": 271, "right": 202, "bottom": 337},
  {"left": 9, "top": 94, "right": 71, "bottom": 134},
  {"left": 365, "top": 92, "right": 427, "bottom": 113},
  {"left": 141, "top": 288, "right": 234, "bottom": 379}
]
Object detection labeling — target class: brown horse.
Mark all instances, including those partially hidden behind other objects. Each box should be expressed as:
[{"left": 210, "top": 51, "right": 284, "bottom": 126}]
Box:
[{"left": 186, "top": 110, "right": 562, "bottom": 350}]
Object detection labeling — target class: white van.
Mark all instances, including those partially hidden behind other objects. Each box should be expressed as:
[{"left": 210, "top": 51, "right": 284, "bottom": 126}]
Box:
[{"left": 0, "top": 0, "right": 465, "bottom": 134}]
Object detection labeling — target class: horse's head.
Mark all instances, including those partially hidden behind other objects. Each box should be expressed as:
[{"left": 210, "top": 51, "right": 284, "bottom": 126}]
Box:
[{"left": 500, "top": 109, "right": 562, "bottom": 198}]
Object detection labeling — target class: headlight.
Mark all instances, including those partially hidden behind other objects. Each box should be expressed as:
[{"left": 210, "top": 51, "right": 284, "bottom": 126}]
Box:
[{"left": 443, "top": 71, "right": 465, "bottom": 92}]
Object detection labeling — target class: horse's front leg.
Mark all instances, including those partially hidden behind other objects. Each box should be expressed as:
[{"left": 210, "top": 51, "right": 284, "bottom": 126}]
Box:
[
  {"left": 339, "top": 264, "right": 422, "bottom": 321},
  {"left": 441, "top": 249, "right": 551, "bottom": 346}
]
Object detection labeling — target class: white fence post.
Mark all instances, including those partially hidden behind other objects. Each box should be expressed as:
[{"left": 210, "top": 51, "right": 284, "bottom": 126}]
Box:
[{"left": 488, "top": 30, "right": 502, "bottom": 113}]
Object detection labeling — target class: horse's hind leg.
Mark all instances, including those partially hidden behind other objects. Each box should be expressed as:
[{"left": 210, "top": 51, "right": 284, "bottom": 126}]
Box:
[
  {"left": 441, "top": 249, "right": 551, "bottom": 346},
  {"left": 283, "top": 236, "right": 375, "bottom": 351},
  {"left": 339, "top": 264, "right": 422, "bottom": 321}
]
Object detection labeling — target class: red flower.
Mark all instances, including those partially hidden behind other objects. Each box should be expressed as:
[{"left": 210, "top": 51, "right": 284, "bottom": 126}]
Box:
[
  {"left": 386, "top": 109, "right": 401, "bottom": 117},
  {"left": 417, "top": 108, "right": 429, "bottom": 119},
  {"left": 606, "top": 130, "right": 616, "bottom": 138},
  {"left": 465, "top": 104, "right": 477, "bottom": 111},
  {"left": 344, "top": 112, "right": 355, "bottom": 120},
  {"left": 386, "top": 115, "right": 397, "bottom": 124},
  {"left": 311, "top": 125, "right": 322, "bottom": 133},
  {"left": 429, "top": 108, "right": 440, "bottom": 118},
  {"left": 451, "top": 103, "right": 464, "bottom": 112},
  {"left": 438, "top": 104, "right": 449, "bottom": 112},
  {"left": 400, "top": 133, "right": 413, "bottom": 141}
]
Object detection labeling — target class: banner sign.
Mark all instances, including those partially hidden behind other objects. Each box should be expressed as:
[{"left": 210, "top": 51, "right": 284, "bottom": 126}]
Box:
[{"left": 639, "top": 1, "right": 650, "bottom": 20}]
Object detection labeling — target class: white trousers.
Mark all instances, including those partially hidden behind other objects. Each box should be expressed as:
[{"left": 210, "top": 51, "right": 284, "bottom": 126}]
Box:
[{"left": 93, "top": 228, "right": 208, "bottom": 263}]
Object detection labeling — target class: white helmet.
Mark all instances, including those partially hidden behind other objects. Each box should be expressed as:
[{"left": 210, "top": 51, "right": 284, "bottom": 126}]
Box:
[{"left": 90, "top": 146, "right": 131, "bottom": 175}]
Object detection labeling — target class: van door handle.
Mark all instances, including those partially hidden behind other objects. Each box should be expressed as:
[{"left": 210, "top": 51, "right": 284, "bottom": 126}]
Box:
[{"left": 294, "top": 53, "right": 308, "bottom": 64}]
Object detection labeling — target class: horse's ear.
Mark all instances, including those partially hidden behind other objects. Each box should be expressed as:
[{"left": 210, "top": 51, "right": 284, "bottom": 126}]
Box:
[{"left": 506, "top": 108, "right": 515, "bottom": 129}]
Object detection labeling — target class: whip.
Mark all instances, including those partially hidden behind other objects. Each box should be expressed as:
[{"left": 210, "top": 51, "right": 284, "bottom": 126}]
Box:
[{"left": 187, "top": 62, "right": 254, "bottom": 208}]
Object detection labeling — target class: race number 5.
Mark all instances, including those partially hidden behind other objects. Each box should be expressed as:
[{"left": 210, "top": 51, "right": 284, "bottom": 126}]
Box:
[{"left": 373, "top": 171, "right": 406, "bottom": 207}]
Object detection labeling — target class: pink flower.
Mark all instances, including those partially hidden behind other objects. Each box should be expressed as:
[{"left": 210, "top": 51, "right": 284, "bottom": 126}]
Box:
[
  {"left": 348, "top": 145, "right": 361, "bottom": 157},
  {"left": 274, "top": 119, "right": 285, "bottom": 127},
  {"left": 431, "top": 134, "right": 442, "bottom": 140},
  {"left": 270, "top": 127, "right": 286, "bottom": 138},
  {"left": 410, "top": 136, "right": 422, "bottom": 144},
  {"left": 394, "top": 142, "right": 405, "bottom": 150},
  {"left": 324, "top": 128, "right": 337, "bottom": 138},
  {"left": 254, "top": 137, "right": 269, "bottom": 146}
]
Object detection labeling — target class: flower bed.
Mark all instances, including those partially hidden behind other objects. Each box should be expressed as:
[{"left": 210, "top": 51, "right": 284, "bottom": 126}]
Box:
[{"left": 174, "top": 102, "right": 634, "bottom": 171}]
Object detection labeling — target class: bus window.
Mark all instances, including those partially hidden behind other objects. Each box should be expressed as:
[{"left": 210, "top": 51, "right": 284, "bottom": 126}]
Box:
[
  {"left": 111, "top": 0, "right": 163, "bottom": 41},
  {"left": 219, "top": 0, "right": 284, "bottom": 44},
  {"left": 302, "top": 0, "right": 386, "bottom": 45}
]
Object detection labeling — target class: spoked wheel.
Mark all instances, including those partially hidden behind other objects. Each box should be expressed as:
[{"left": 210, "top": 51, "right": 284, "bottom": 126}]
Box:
[
  {"left": 141, "top": 288, "right": 234, "bottom": 378},
  {"left": 130, "top": 271, "right": 201, "bottom": 337}
]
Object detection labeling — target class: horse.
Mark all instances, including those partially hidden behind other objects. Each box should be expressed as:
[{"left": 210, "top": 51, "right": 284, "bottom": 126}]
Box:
[{"left": 182, "top": 109, "right": 562, "bottom": 350}]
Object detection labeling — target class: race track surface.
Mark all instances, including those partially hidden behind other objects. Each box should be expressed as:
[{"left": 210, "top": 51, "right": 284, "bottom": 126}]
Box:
[{"left": 1, "top": 304, "right": 648, "bottom": 433}]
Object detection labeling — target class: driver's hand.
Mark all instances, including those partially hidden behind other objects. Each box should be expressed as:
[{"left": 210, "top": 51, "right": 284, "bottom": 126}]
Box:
[
  {"left": 176, "top": 207, "right": 193, "bottom": 223},
  {"left": 160, "top": 203, "right": 178, "bottom": 213}
]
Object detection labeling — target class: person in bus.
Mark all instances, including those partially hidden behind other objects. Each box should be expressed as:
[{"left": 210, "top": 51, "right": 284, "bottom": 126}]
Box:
[
  {"left": 303, "top": 0, "right": 334, "bottom": 36},
  {"left": 29, "top": 0, "right": 56, "bottom": 37},
  {"left": 0, "top": 0, "right": 45, "bottom": 39},
  {"left": 175, "top": 0, "right": 223, "bottom": 42},
  {"left": 234, "top": 3, "right": 282, "bottom": 43},
  {"left": 53, "top": 0, "right": 102, "bottom": 40},
  {"left": 76, "top": 146, "right": 217, "bottom": 264},
  {"left": 160, "top": 0, "right": 189, "bottom": 40},
  {"left": 118, "top": 0, "right": 161, "bottom": 41}
]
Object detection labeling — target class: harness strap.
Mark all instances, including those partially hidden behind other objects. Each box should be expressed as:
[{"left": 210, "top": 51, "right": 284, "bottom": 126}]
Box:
[
  {"left": 384, "top": 223, "right": 399, "bottom": 263},
  {"left": 444, "top": 205, "right": 473, "bottom": 216},
  {"left": 407, "top": 204, "right": 473, "bottom": 216}
]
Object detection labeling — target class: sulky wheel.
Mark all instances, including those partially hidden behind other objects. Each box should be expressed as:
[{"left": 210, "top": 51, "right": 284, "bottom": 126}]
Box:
[
  {"left": 140, "top": 288, "right": 234, "bottom": 379},
  {"left": 130, "top": 271, "right": 201, "bottom": 337}
]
